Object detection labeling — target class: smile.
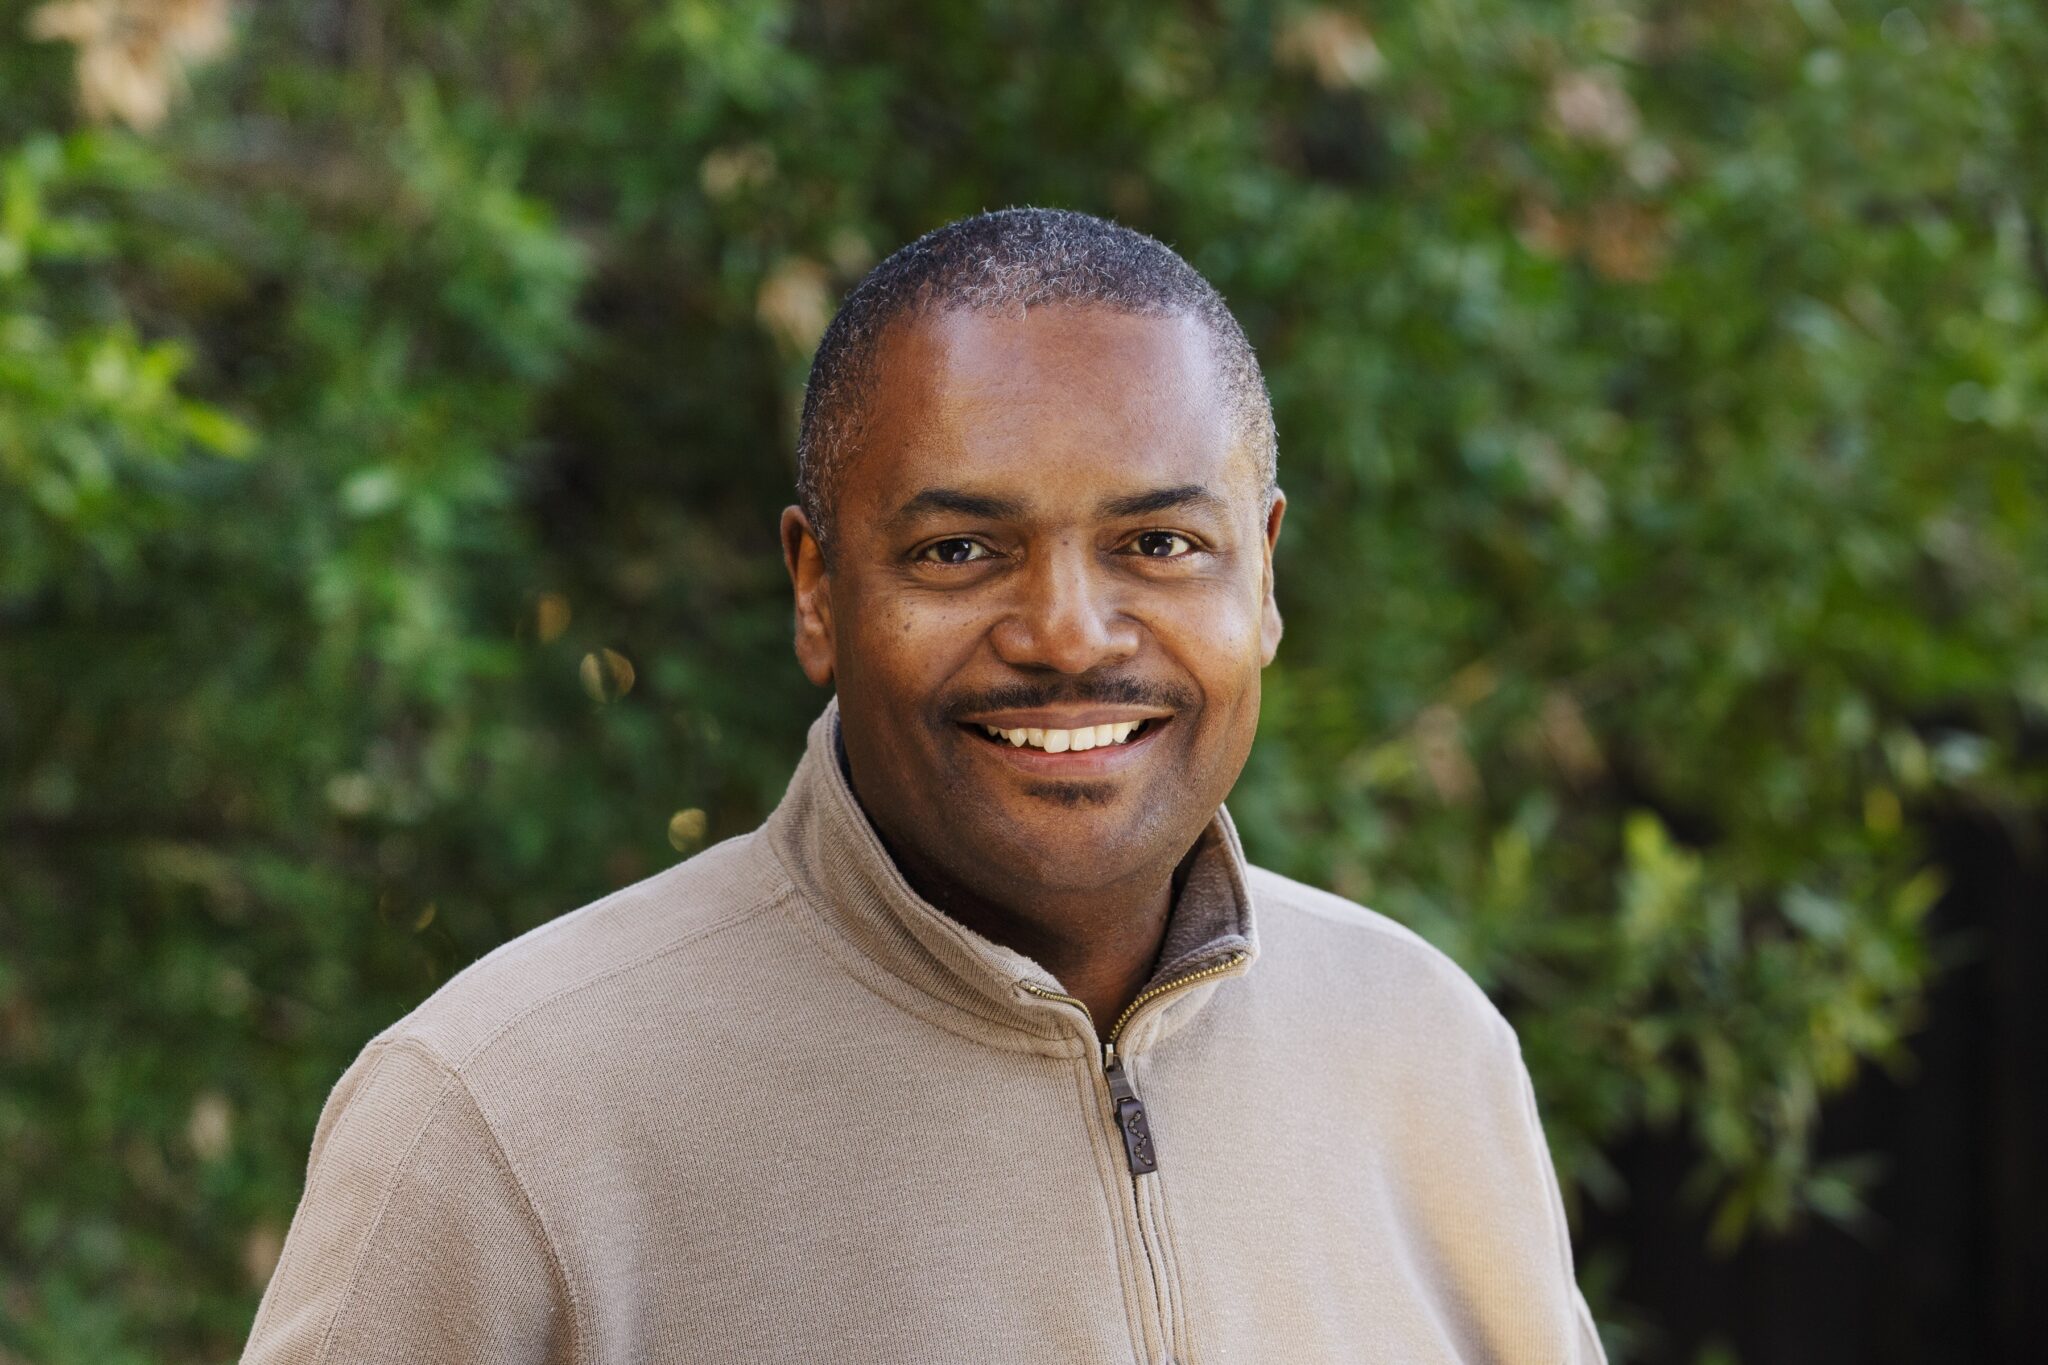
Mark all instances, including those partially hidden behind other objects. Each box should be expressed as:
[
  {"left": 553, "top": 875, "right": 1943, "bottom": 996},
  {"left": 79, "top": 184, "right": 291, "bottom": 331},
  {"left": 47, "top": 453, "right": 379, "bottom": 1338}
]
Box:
[{"left": 975, "top": 719, "right": 1155, "bottom": 752}]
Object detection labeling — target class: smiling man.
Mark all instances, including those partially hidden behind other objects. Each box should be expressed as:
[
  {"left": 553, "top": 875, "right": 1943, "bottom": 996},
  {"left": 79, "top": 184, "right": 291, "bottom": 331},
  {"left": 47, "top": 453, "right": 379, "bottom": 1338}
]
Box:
[{"left": 243, "top": 209, "right": 1604, "bottom": 1364}]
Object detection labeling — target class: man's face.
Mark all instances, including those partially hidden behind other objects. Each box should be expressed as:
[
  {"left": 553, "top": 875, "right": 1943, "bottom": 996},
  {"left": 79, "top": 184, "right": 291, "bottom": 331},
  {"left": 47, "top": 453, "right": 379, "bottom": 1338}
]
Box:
[{"left": 782, "top": 304, "right": 1284, "bottom": 903}]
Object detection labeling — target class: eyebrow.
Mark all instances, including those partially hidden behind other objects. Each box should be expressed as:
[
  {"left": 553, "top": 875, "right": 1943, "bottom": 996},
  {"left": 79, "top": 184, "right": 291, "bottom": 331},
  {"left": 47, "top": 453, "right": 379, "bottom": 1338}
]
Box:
[
  {"left": 884, "top": 482, "right": 1227, "bottom": 529},
  {"left": 1096, "top": 484, "right": 1226, "bottom": 518},
  {"left": 885, "top": 488, "right": 1030, "bottom": 528}
]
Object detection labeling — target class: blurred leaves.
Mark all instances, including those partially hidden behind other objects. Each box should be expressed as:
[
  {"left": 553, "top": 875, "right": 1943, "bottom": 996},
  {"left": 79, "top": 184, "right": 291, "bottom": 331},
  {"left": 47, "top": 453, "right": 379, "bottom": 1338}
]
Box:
[
  {"left": 28, "top": 0, "right": 232, "bottom": 132},
  {"left": 3, "top": 0, "right": 2046, "bottom": 1360},
  {"left": 0, "top": 130, "right": 252, "bottom": 593}
]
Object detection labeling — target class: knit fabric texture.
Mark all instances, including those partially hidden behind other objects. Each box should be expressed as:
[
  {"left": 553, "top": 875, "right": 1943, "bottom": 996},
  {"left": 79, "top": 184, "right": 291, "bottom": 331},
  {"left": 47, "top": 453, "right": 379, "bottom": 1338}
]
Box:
[{"left": 241, "top": 699, "right": 1606, "bottom": 1364}]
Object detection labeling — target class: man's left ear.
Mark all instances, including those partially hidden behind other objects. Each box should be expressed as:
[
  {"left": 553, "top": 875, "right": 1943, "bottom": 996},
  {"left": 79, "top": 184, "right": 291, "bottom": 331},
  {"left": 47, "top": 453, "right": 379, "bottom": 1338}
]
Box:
[{"left": 1259, "top": 488, "right": 1286, "bottom": 666}]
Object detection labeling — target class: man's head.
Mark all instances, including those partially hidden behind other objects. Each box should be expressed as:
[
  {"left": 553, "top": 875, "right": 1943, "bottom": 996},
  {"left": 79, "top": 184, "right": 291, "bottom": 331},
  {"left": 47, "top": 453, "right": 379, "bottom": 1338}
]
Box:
[{"left": 781, "top": 207, "right": 1285, "bottom": 908}]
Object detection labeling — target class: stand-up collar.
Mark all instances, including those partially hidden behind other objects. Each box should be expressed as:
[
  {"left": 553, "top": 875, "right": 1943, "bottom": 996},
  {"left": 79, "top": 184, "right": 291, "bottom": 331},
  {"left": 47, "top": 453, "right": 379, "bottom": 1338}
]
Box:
[{"left": 763, "top": 698, "right": 1258, "bottom": 1057}]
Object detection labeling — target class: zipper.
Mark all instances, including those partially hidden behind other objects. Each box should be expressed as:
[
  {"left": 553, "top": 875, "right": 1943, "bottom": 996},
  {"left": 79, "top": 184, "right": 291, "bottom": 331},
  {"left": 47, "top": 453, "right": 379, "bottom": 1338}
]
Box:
[
  {"left": 1103, "top": 1051, "right": 1157, "bottom": 1173},
  {"left": 1021, "top": 949, "right": 1247, "bottom": 1174},
  {"left": 1103, "top": 951, "right": 1247, "bottom": 1053},
  {"left": 1021, "top": 950, "right": 1247, "bottom": 1365}
]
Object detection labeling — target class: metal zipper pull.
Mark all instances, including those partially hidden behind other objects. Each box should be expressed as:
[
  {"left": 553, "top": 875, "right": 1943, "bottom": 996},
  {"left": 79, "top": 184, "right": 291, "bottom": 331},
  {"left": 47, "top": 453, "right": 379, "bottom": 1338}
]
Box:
[{"left": 1103, "top": 1050, "right": 1158, "bottom": 1174}]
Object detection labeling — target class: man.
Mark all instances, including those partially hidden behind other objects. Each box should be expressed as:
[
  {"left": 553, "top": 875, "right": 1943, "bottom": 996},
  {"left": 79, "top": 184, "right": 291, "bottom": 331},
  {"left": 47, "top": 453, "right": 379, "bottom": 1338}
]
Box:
[{"left": 243, "top": 208, "right": 1604, "bottom": 1364}]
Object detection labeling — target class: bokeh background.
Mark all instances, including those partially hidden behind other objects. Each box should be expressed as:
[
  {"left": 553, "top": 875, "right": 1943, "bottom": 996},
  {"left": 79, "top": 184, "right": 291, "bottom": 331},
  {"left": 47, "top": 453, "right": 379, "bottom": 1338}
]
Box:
[{"left": 3, "top": 1, "right": 2045, "bottom": 1361}]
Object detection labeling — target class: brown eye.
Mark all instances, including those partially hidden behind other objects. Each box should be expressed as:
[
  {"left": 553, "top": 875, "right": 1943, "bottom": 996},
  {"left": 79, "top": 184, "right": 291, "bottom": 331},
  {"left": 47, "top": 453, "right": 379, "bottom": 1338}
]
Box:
[
  {"left": 916, "top": 538, "right": 991, "bottom": 565},
  {"left": 1131, "top": 531, "right": 1193, "bottom": 558}
]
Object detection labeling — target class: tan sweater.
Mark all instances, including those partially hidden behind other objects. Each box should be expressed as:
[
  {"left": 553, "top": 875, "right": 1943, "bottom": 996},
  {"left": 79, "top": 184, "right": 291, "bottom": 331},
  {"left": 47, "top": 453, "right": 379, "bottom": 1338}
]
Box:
[{"left": 243, "top": 701, "right": 1605, "bottom": 1364}]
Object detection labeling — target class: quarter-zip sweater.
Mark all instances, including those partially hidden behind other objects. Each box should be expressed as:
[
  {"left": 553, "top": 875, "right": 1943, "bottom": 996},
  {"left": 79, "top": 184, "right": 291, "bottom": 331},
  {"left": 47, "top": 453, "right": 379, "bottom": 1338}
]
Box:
[{"left": 243, "top": 702, "right": 1606, "bottom": 1364}]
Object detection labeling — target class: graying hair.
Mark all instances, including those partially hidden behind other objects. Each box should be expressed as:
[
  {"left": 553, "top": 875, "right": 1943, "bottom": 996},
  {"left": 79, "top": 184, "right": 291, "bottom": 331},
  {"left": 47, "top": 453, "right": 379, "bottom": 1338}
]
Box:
[{"left": 795, "top": 207, "right": 1277, "bottom": 555}]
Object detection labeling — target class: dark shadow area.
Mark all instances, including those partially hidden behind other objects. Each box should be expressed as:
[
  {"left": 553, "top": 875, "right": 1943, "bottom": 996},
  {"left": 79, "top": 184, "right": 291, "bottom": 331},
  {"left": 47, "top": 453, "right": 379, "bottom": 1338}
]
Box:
[{"left": 1585, "top": 807, "right": 2046, "bottom": 1364}]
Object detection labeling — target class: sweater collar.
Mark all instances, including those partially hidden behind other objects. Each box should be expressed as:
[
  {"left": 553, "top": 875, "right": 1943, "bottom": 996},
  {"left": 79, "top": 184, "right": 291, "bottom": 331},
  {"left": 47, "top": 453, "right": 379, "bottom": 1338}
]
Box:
[{"left": 764, "top": 698, "right": 1258, "bottom": 1057}]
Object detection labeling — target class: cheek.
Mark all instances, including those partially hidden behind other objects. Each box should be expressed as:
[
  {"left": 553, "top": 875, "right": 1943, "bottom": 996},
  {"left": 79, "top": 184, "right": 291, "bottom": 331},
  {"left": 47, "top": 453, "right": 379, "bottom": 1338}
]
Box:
[
  {"left": 1156, "top": 586, "right": 1267, "bottom": 678},
  {"left": 1154, "top": 596, "right": 1268, "bottom": 760},
  {"left": 845, "top": 598, "right": 987, "bottom": 702}
]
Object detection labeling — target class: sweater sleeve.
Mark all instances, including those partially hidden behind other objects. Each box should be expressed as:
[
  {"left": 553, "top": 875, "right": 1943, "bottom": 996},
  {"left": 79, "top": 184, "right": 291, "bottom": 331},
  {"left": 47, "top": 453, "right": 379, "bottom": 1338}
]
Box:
[
  {"left": 1504, "top": 1030, "right": 1608, "bottom": 1365},
  {"left": 240, "top": 1038, "right": 577, "bottom": 1365}
]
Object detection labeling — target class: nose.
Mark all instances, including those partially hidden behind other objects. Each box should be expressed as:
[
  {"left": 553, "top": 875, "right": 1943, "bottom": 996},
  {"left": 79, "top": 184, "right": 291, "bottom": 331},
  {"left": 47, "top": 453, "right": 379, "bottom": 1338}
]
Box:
[{"left": 988, "top": 541, "right": 1141, "bottom": 674}]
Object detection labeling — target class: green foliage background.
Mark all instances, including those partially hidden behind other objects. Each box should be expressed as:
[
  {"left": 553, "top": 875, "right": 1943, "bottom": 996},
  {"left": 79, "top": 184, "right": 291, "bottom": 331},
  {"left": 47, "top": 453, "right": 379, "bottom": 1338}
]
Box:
[{"left": 2, "top": 1, "right": 2044, "bottom": 1360}]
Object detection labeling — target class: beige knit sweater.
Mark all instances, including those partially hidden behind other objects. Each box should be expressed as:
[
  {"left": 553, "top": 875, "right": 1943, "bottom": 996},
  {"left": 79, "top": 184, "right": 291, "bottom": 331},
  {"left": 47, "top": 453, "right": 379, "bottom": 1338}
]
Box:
[{"left": 242, "top": 701, "right": 1605, "bottom": 1364}]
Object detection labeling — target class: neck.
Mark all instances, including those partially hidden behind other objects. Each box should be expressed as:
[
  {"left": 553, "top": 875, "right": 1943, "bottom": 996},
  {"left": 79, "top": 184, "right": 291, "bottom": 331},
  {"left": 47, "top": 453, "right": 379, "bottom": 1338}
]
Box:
[{"left": 870, "top": 826, "right": 1181, "bottom": 1038}]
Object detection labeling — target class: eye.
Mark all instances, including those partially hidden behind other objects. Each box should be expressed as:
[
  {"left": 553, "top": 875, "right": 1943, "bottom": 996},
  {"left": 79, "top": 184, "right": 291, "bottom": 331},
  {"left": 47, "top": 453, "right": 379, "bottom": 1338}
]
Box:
[
  {"left": 915, "top": 537, "right": 993, "bottom": 565},
  {"left": 1127, "top": 530, "right": 1194, "bottom": 558}
]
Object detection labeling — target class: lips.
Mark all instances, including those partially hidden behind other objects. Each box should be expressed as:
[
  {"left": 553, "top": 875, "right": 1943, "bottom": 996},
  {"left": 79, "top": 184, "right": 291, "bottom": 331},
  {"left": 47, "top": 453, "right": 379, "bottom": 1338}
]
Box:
[
  {"left": 948, "top": 681, "right": 1189, "bottom": 773},
  {"left": 955, "top": 712, "right": 1172, "bottom": 773}
]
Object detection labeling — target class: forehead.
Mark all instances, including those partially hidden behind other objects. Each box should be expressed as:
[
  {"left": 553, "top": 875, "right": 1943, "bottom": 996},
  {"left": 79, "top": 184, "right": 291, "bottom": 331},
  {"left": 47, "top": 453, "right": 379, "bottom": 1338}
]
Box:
[{"left": 842, "top": 304, "right": 1250, "bottom": 513}]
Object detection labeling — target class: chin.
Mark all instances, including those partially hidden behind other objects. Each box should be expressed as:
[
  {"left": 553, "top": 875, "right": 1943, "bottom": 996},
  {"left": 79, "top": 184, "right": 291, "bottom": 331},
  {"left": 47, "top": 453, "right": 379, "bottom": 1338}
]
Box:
[{"left": 951, "top": 799, "right": 1191, "bottom": 895}]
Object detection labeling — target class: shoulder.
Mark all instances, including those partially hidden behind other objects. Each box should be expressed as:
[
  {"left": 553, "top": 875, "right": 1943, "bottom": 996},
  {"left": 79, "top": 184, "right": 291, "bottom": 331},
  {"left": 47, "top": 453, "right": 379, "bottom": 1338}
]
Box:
[
  {"left": 371, "top": 829, "right": 797, "bottom": 1074},
  {"left": 1242, "top": 862, "right": 1514, "bottom": 1052}
]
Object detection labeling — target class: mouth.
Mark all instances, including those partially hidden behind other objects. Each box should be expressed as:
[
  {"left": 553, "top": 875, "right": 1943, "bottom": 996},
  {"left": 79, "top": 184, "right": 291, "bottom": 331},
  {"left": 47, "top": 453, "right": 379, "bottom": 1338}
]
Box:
[
  {"left": 966, "top": 716, "right": 1166, "bottom": 753},
  {"left": 953, "top": 713, "right": 1173, "bottom": 773}
]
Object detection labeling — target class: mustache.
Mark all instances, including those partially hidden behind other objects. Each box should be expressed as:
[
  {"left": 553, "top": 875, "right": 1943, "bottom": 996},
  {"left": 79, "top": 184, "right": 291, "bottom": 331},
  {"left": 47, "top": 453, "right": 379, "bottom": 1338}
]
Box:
[{"left": 942, "top": 675, "right": 1196, "bottom": 720}]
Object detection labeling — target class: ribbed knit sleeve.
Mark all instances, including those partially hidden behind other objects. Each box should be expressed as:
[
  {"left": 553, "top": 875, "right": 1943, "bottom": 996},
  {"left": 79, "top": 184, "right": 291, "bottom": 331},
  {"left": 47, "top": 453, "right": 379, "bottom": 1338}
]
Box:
[{"left": 240, "top": 1038, "right": 576, "bottom": 1365}]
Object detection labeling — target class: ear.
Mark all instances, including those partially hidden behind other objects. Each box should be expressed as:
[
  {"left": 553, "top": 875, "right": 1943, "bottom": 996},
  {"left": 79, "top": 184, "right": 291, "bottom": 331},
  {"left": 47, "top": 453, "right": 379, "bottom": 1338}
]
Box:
[
  {"left": 780, "top": 506, "right": 836, "bottom": 687},
  {"left": 1258, "top": 488, "right": 1286, "bottom": 667}
]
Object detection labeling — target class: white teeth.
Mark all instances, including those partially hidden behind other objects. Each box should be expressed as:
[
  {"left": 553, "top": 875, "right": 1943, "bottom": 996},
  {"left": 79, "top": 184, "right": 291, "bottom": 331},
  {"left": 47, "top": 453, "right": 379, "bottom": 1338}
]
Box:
[{"left": 977, "top": 719, "right": 1156, "bottom": 751}]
